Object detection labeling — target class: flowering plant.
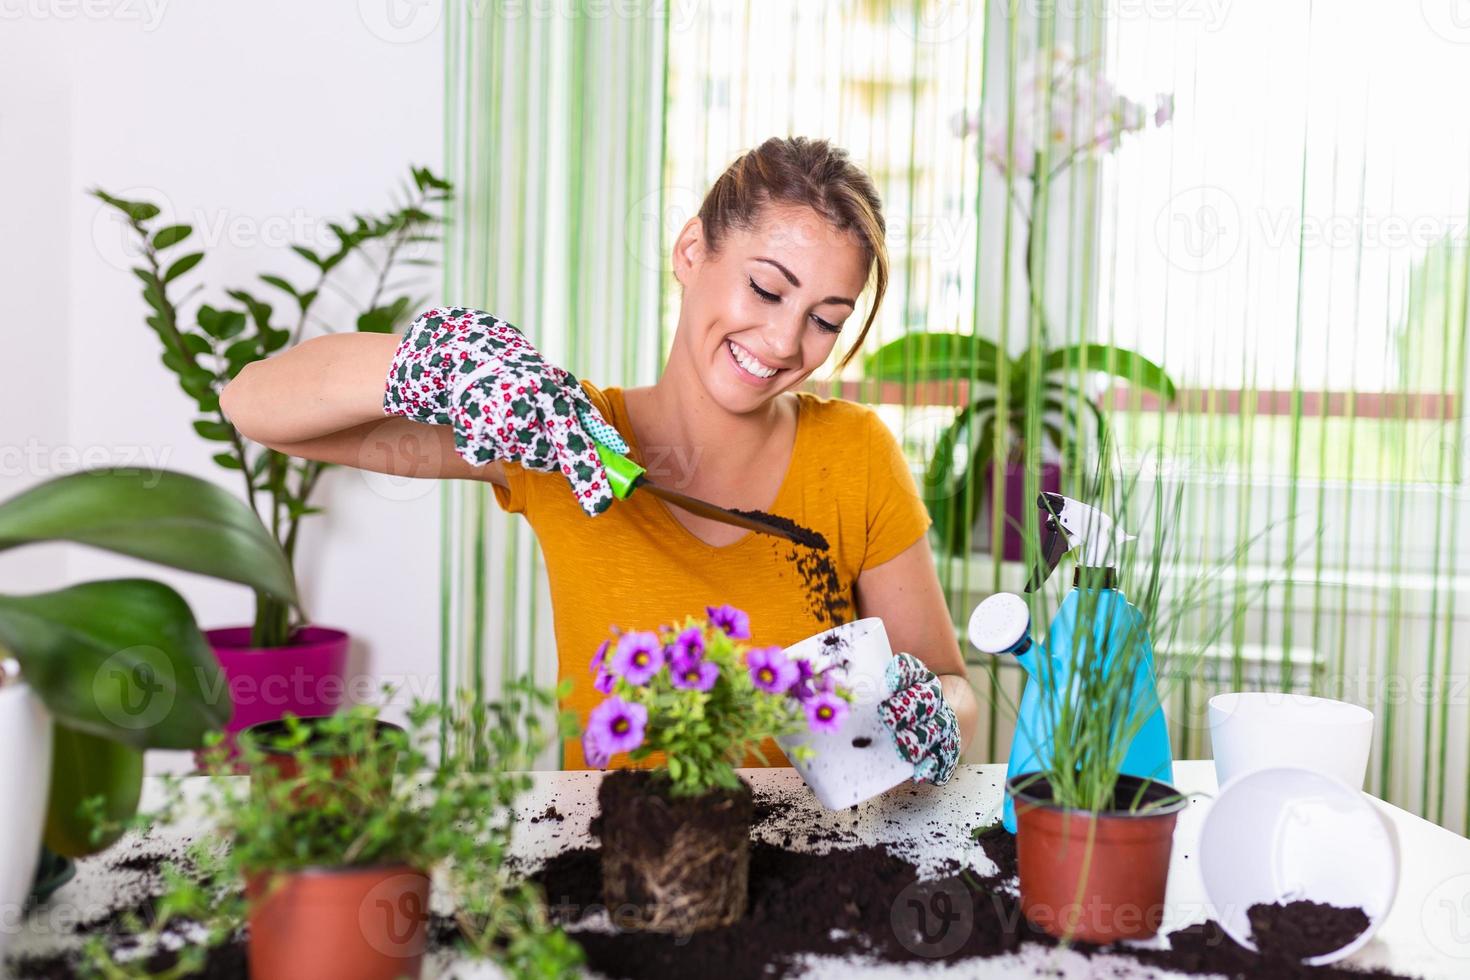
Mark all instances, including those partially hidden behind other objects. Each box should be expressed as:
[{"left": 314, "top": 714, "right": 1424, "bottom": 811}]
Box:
[{"left": 582, "top": 604, "right": 852, "bottom": 797}]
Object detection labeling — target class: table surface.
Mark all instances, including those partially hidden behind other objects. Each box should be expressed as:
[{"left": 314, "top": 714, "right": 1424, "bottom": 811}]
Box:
[{"left": 9, "top": 761, "right": 1470, "bottom": 979}]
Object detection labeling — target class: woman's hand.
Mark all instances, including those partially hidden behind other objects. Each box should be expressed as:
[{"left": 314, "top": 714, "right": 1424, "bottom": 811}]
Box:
[
  {"left": 878, "top": 652, "right": 962, "bottom": 785},
  {"left": 384, "top": 306, "right": 629, "bottom": 516}
]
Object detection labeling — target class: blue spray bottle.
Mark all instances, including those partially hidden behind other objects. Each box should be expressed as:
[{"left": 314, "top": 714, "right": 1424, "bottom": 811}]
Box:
[{"left": 967, "top": 492, "right": 1174, "bottom": 833}]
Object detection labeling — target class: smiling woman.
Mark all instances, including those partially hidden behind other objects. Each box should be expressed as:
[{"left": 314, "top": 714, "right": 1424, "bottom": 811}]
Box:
[{"left": 220, "top": 136, "right": 978, "bottom": 782}]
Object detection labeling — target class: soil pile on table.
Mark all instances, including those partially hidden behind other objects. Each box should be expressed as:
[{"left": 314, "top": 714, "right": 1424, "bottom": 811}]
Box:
[
  {"left": 534, "top": 823, "right": 1415, "bottom": 980},
  {"left": 1248, "top": 899, "right": 1371, "bottom": 960}
]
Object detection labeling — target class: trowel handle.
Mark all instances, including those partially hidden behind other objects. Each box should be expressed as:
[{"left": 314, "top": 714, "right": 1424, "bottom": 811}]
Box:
[{"left": 592, "top": 440, "right": 646, "bottom": 501}]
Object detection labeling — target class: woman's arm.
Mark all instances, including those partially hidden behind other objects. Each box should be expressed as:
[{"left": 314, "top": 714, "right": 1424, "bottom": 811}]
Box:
[
  {"left": 219, "top": 332, "right": 506, "bottom": 486},
  {"left": 855, "top": 533, "right": 980, "bottom": 755}
]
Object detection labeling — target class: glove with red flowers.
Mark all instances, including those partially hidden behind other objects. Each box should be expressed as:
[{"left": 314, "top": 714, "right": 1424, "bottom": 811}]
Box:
[
  {"left": 383, "top": 306, "right": 628, "bottom": 516},
  {"left": 877, "top": 652, "right": 962, "bottom": 786}
]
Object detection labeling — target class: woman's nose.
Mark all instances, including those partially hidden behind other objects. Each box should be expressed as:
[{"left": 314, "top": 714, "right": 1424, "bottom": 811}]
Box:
[{"left": 761, "top": 317, "right": 803, "bottom": 363}]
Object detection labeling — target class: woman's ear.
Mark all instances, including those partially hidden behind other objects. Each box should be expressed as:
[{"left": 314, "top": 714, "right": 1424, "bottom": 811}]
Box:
[{"left": 670, "top": 216, "right": 706, "bottom": 287}]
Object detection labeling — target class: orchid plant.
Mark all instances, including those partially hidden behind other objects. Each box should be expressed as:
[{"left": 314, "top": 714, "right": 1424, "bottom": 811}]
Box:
[{"left": 582, "top": 605, "right": 852, "bottom": 798}]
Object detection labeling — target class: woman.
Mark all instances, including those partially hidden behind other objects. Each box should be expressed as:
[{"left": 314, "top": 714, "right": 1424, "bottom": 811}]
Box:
[{"left": 222, "top": 136, "right": 977, "bottom": 782}]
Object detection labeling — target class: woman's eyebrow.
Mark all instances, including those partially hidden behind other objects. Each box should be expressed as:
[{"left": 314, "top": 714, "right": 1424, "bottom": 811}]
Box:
[{"left": 753, "top": 256, "right": 856, "bottom": 307}]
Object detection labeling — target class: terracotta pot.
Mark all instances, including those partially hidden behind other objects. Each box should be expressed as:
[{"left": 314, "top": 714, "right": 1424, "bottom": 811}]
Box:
[
  {"left": 245, "top": 864, "right": 430, "bottom": 980},
  {"left": 597, "top": 769, "right": 753, "bottom": 933},
  {"left": 1010, "top": 772, "right": 1188, "bottom": 944},
  {"left": 240, "top": 717, "right": 404, "bottom": 807},
  {"left": 206, "top": 626, "right": 351, "bottom": 758}
]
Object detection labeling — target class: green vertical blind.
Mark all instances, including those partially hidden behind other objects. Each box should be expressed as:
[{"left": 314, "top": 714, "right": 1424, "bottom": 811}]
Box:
[{"left": 443, "top": 1, "right": 1470, "bottom": 833}]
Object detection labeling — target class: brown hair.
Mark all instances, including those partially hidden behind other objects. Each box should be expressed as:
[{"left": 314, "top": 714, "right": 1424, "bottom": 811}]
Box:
[{"left": 696, "top": 136, "right": 887, "bottom": 370}]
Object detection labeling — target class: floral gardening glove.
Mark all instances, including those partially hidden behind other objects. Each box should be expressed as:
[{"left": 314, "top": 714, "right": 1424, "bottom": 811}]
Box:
[
  {"left": 383, "top": 306, "right": 630, "bottom": 516},
  {"left": 878, "top": 652, "right": 962, "bottom": 786}
]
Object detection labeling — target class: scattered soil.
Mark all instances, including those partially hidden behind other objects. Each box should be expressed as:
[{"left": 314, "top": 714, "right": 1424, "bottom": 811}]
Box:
[
  {"left": 530, "top": 804, "right": 565, "bottom": 824},
  {"left": 851, "top": 736, "right": 873, "bottom": 748},
  {"left": 533, "top": 822, "right": 1413, "bottom": 980},
  {"left": 730, "top": 508, "right": 850, "bottom": 628},
  {"left": 1248, "top": 900, "right": 1371, "bottom": 961}
]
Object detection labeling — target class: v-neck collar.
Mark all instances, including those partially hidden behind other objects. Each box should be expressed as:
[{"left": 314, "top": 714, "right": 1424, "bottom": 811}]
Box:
[{"left": 608, "top": 386, "right": 808, "bottom": 553}]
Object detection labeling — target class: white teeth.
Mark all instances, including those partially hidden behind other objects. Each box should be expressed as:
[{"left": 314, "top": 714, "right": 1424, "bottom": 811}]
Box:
[{"left": 728, "top": 340, "right": 778, "bottom": 379}]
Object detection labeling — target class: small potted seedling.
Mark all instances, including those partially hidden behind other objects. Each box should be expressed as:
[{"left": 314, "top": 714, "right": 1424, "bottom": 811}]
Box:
[
  {"left": 84, "top": 686, "right": 584, "bottom": 980},
  {"left": 583, "top": 604, "right": 852, "bottom": 934}
]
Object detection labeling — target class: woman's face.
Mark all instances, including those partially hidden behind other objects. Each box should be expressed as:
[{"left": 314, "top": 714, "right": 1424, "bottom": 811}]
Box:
[{"left": 670, "top": 202, "right": 871, "bottom": 415}]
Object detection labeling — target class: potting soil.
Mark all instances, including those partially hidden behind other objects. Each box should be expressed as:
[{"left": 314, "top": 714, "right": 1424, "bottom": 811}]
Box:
[
  {"left": 1247, "top": 900, "right": 1372, "bottom": 961},
  {"left": 729, "top": 508, "right": 850, "bottom": 628}
]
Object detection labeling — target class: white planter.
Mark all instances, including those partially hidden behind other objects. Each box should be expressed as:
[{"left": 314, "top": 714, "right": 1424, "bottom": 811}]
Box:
[
  {"left": 0, "top": 682, "right": 53, "bottom": 955},
  {"left": 1208, "top": 692, "right": 1373, "bottom": 788},
  {"left": 1199, "top": 766, "right": 1399, "bottom": 965},
  {"left": 777, "top": 618, "right": 914, "bottom": 810}
]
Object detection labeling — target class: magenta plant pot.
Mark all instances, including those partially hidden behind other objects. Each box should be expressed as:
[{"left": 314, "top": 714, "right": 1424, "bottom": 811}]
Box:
[
  {"left": 983, "top": 462, "right": 1062, "bottom": 562},
  {"left": 206, "top": 626, "right": 350, "bottom": 754}
]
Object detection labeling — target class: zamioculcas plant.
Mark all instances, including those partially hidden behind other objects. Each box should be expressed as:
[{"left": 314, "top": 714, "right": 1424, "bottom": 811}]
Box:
[
  {"left": 91, "top": 166, "right": 452, "bottom": 648},
  {"left": 584, "top": 605, "right": 852, "bottom": 934},
  {"left": 0, "top": 467, "right": 295, "bottom": 951}
]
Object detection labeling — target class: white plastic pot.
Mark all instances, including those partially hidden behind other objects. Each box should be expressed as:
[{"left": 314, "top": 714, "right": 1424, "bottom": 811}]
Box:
[
  {"left": 1199, "top": 766, "right": 1399, "bottom": 965},
  {"left": 777, "top": 618, "right": 913, "bottom": 810},
  {"left": 0, "top": 681, "right": 54, "bottom": 954},
  {"left": 1208, "top": 692, "right": 1374, "bottom": 789}
]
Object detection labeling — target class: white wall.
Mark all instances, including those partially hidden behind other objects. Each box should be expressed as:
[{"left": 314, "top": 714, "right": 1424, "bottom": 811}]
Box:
[{"left": 0, "top": 2, "right": 450, "bottom": 754}]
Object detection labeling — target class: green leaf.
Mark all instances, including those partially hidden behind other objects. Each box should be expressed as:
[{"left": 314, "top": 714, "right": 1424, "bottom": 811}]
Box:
[
  {"left": 291, "top": 245, "right": 324, "bottom": 269},
  {"left": 163, "top": 252, "right": 204, "bottom": 283},
  {"left": 0, "top": 468, "right": 296, "bottom": 602},
  {"left": 213, "top": 452, "right": 243, "bottom": 470},
  {"left": 152, "top": 225, "right": 193, "bottom": 250},
  {"left": 183, "top": 333, "right": 212, "bottom": 356},
  {"left": 259, "top": 275, "right": 298, "bottom": 297},
  {"left": 91, "top": 189, "right": 159, "bottom": 223},
  {"left": 45, "top": 724, "right": 144, "bottom": 857},
  {"left": 863, "top": 332, "right": 1002, "bottom": 383},
  {"left": 0, "top": 579, "right": 231, "bottom": 748},
  {"left": 192, "top": 420, "right": 235, "bottom": 442},
  {"left": 1041, "top": 344, "right": 1176, "bottom": 400}
]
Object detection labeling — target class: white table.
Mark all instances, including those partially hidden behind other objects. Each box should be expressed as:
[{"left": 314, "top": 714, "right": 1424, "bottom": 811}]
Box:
[{"left": 9, "top": 762, "right": 1470, "bottom": 978}]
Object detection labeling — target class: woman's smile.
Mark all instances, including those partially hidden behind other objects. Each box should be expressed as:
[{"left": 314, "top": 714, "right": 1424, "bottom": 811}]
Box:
[{"left": 725, "top": 338, "right": 784, "bottom": 385}]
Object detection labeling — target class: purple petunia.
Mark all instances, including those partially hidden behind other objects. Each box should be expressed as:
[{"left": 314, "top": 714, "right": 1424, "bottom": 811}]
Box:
[
  {"left": 670, "top": 651, "right": 719, "bottom": 692},
  {"left": 611, "top": 631, "right": 664, "bottom": 685},
  {"left": 590, "top": 639, "right": 617, "bottom": 693},
  {"left": 673, "top": 626, "right": 705, "bottom": 660},
  {"left": 804, "top": 691, "right": 849, "bottom": 733},
  {"left": 747, "top": 645, "right": 800, "bottom": 695},
  {"left": 706, "top": 604, "right": 751, "bottom": 639},
  {"left": 582, "top": 727, "right": 611, "bottom": 768},
  {"left": 587, "top": 696, "right": 647, "bottom": 756}
]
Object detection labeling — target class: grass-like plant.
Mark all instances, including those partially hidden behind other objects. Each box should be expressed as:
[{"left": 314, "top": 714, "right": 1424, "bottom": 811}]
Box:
[
  {"left": 582, "top": 606, "right": 853, "bottom": 798},
  {"left": 1007, "top": 442, "right": 1274, "bottom": 814},
  {"left": 82, "top": 684, "right": 584, "bottom": 980}
]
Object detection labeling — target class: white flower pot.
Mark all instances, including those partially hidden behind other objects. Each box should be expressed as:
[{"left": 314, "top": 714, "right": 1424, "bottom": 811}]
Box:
[
  {"left": 1208, "top": 692, "right": 1373, "bottom": 789},
  {"left": 777, "top": 618, "right": 913, "bottom": 810},
  {"left": 0, "top": 682, "right": 53, "bottom": 954}
]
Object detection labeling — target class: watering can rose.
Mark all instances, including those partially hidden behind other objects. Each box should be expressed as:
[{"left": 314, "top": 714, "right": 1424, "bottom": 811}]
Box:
[{"left": 581, "top": 606, "right": 852, "bottom": 797}]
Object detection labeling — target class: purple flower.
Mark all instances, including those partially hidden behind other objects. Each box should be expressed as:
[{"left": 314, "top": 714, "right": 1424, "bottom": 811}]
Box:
[
  {"left": 582, "top": 728, "right": 610, "bottom": 768},
  {"left": 706, "top": 604, "right": 751, "bottom": 639},
  {"left": 587, "top": 696, "right": 647, "bottom": 756},
  {"left": 804, "top": 692, "right": 849, "bottom": 734},
  {"left": 673, "top": 626, "right": 705, "bottom": 659},
  {"left": 590, "top": 639, "right": 609, "bottom": 673},
  {"left": 671, "top": 652, "right": 719, "bottom": 692},
  {"left": 611, "top": 631, "right": 664, "bottom": 685},
  {"left": 590, "top": 639, "right": 617, "bottom": 693},
  {"left": 747, "top": 646, "right": 799, "bottom": 695}
]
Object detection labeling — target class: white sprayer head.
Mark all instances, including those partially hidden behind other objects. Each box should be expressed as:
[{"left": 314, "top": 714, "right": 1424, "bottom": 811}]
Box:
[{"left": 1025, "top": 493, "right": 1136, "bottom": 591}]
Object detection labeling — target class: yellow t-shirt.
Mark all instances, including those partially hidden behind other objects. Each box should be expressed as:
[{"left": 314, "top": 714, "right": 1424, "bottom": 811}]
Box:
[{"left": 491, "top": 381, "right": 933, "bottom": 769}]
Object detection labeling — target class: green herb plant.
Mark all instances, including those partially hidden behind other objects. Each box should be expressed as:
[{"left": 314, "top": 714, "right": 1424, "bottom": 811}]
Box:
[
  {"left": 82, "top": 682, "right": 584, "bottom": 980},
  {"left": 92, "top": 166, "right": 452, "bottom": 648}
]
